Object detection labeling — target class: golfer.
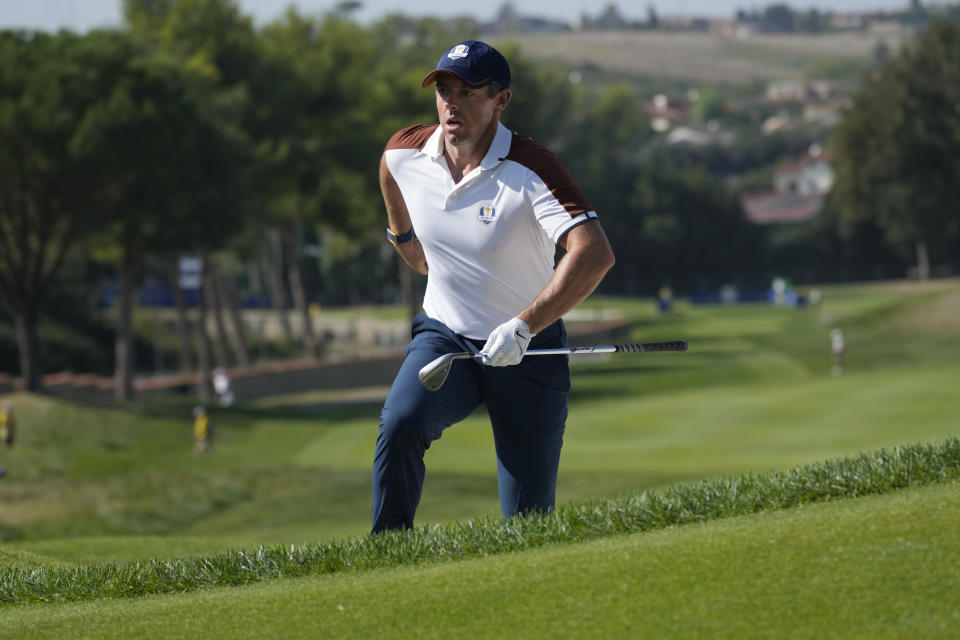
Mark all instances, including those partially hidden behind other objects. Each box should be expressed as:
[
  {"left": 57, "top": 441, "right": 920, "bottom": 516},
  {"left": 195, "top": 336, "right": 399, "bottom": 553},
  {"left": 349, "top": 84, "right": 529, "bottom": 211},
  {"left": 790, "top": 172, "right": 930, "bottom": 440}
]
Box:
[{"left": 372, "top": 40, "right": 614, "bottom": 533}]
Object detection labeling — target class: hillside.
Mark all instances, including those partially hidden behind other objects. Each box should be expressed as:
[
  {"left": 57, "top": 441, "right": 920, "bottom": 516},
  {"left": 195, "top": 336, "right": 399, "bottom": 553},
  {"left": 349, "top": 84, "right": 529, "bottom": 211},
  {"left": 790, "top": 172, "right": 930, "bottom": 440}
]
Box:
[{"left": 509, "top": 30, "right": 903, "bottom": 82}]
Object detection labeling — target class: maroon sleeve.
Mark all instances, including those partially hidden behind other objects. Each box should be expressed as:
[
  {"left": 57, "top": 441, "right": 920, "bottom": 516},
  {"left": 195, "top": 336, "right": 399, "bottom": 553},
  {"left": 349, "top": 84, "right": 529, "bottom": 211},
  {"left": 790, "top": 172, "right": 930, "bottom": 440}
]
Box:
[
  {"left": 386, "top": 124, "right": 439, "bottom": 152},
  {"left": 504, "top": 133, "right": 595, "bottom": 217}
]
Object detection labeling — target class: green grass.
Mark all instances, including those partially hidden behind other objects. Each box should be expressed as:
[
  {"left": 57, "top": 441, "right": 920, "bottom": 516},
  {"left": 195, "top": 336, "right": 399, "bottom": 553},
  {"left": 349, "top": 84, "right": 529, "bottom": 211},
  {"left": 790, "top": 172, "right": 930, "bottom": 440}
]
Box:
[
  {"left": 2, "top": 480, "right": 957, "bottom": 638},
  {"left": 4, "top": 360, "right": 958, "bottom": 550},
  {"left": 1, "top": 437, "right": 958, "bottom": 605},
  {"left": 0, "top": 279, "right": 959, "bottom": 635},
  {"left": 1, "top": 280, "right": 959, "bottom": 553}
]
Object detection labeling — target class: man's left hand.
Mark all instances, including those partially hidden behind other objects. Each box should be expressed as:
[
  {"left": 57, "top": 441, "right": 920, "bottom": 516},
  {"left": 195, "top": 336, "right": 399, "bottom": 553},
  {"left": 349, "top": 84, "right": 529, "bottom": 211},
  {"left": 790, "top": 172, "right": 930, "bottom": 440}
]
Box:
[{"left": 481, "top": 318, "right": 532, "bottom": 367}]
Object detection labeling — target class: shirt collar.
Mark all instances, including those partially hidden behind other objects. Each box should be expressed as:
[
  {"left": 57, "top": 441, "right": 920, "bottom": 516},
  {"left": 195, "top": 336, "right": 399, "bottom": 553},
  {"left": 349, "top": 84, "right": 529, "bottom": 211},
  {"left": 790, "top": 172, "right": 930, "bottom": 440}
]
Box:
[
  {"left": 424, "top": 121, "right": 512, "bottom": 171},
  {"left": 481, "top": 122, "right": 512, "bottom": 171},
  {"left": 425, "top": 124, "right": 445, "bottom": 160}
]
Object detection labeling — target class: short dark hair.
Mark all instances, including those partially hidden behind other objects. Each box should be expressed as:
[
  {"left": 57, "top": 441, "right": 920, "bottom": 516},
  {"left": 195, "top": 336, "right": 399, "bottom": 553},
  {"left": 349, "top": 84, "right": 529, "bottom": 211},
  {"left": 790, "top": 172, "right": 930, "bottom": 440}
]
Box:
[{"left": 488, "top": 81, "right": 503, "bottom": 98}]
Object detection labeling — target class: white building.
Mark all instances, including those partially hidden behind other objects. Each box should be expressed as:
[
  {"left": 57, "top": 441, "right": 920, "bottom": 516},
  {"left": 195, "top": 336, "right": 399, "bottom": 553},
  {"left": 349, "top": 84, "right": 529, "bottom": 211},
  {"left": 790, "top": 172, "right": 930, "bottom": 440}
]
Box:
[{"left": 773, "top": 149, "right": 834, "bottom": 196}]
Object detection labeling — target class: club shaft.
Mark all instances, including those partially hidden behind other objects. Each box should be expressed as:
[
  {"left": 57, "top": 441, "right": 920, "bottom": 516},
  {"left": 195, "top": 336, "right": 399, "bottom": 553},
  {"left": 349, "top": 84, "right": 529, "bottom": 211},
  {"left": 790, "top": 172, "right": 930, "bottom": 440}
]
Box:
[
  {"left": 525, "top": 346, "right": 615, "bottom": 356},
  {"left": 478, "top": 340, "right": 689, "bottom": 358},
  {"left": 419, "top": 340, "right": 688, "bottom": 391}
]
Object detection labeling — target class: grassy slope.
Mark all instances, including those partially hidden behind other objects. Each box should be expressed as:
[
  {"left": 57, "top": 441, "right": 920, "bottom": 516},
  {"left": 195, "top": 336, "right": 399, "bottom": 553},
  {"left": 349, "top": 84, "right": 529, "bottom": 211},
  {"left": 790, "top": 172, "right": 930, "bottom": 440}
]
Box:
[
  {"left": 1, "top": 280, "right": 959, "bottom": 563},
  {"left": 5, "top": 359, "right": 959, "bottom": 563},
  {"left": 3, "top": 480, "right": 957, "bottom": 639},
  {"left": 508, "top": 30, "right": 896, "bottom": 82},
  {"left": 0, "top": 280, "right": 959, "bottom": 636}
]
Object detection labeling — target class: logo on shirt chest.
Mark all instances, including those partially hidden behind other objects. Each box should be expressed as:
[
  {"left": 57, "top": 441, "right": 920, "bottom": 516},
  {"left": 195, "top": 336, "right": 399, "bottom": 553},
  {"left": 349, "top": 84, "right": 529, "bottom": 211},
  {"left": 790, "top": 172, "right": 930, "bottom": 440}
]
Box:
[{"left": 478, "top": 205, "right": 497, "bottom": 225}]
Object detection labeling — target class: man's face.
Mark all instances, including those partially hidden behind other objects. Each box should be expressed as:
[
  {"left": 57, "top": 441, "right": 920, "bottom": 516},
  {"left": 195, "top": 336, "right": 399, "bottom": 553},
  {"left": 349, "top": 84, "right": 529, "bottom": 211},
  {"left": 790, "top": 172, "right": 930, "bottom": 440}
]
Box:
[{"left": 434, "top": 75, "right": 509, "bottom": 148}]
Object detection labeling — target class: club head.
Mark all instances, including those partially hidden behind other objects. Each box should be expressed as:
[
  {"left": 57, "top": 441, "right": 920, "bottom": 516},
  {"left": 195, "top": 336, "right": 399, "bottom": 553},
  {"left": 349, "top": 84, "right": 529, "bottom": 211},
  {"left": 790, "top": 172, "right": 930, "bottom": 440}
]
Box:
[{"left": 418, "top": 353, "right": 457, "bottom": 391}]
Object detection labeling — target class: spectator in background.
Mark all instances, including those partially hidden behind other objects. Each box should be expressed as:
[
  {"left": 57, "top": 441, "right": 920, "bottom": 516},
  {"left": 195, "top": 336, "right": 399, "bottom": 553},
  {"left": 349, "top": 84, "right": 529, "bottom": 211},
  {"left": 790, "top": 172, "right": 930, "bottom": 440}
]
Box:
[
  {"left": 193, "top": 405, "right": 213, "bottom": 454},
  {"left": 0, "top": 402, "right": 14, "bottom": 448},
  {"left": 213, "top": 368, "right": 234, "bottom": 408},
  {"left": 831, "top": 328, "right": 845, "bottom": 377},
  {"left": 808, "top": 288, "right": 823, "bottom": 306},
  {"left": 657, "top": 285, "right": 673, "bottom": 313}
]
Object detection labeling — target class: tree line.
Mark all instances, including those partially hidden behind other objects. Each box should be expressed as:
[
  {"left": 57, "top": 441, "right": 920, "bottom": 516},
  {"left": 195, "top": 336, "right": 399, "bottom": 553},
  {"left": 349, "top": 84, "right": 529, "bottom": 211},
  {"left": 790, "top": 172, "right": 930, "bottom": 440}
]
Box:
[{"left": 1, "top": 1, "right": 958, "bottom": 398}]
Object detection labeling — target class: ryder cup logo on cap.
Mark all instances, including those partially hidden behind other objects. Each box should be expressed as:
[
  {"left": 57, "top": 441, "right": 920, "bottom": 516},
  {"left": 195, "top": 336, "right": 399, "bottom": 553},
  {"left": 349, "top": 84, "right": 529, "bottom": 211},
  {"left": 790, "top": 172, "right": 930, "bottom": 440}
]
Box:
[
  {"left": 448, "top": 44, "right": 470, "bottom": 59},
  {"left": 478, "top": 205, "right": 497, "bottom": 224},
  {"left": 421, "top": 40, "right": 511, "bottom": 90}
]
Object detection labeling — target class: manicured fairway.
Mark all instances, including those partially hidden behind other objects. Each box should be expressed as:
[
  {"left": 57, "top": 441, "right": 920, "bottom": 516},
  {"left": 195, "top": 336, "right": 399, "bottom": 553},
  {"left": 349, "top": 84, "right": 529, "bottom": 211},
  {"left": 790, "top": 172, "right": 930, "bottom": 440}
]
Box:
[
  {"left": 4, "top": 360, "right": 959, "bottom": 564},
  {"left": 1, "top": 280, "right": 959, "bottom": 562},
  {"left": 3, "top": 481, "right": 957, "bottom": 639},
  {"left": 1, "top": 280, "right": 959, "bottom": 637}
]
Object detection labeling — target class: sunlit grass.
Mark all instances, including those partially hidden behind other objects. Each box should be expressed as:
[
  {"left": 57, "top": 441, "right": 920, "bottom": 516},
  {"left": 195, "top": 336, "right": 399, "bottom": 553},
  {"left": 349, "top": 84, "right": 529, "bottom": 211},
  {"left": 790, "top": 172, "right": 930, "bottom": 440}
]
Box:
[
  {"left": 1, "top": 279, "right": 958, "bottom": 554},
  {"left": 2, "top": 438, "right": 958, "bottom": 605}
]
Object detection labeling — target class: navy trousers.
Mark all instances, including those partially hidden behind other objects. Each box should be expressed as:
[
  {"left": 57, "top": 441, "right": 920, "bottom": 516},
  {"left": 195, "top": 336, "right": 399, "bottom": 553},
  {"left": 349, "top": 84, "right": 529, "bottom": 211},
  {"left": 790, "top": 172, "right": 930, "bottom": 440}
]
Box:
[{"left": 371, "top": 313, "right": 569, "bottom": 533}]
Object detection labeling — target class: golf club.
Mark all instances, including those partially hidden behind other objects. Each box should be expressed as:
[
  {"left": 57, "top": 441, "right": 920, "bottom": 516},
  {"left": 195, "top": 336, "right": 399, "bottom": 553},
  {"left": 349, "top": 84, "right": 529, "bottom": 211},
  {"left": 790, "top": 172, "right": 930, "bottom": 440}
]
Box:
[{"left": 418, "top": 340, "right": 688, "bottom": 391}]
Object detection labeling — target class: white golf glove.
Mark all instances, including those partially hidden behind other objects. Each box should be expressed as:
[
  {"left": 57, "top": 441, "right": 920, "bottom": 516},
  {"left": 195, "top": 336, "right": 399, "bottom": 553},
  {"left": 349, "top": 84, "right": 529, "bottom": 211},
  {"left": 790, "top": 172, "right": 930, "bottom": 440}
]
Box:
[{"left": 481, "top": 317, "right": 533, "bottom": 367}]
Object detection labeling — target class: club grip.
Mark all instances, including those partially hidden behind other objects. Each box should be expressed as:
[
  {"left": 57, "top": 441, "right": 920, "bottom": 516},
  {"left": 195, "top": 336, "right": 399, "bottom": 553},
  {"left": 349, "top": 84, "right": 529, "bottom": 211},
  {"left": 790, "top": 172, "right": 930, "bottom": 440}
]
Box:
[{"left": 615, "top": 340, "right": 688, "bottom": 353}]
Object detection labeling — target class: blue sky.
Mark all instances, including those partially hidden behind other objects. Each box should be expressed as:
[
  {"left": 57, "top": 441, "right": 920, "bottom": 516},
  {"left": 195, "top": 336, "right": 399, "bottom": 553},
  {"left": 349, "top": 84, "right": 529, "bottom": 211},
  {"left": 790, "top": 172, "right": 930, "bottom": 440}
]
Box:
[{"left": 0, "top": 0, "right": 916, "bottom": 32}]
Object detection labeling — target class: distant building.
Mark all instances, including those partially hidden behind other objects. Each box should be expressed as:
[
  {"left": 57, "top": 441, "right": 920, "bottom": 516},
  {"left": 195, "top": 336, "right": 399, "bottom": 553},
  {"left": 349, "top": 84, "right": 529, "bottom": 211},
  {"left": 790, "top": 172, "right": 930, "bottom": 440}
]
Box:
[
  {"left": 645, "top": 93, "right": 691, "bottom": 131},
  {"left": 741, "top": 146, "right": 834, "bottom": 224},
  {"left": 762, "top": 80, "right": 842, "bottom": 133},
  {"left": 773, "top": 148, "right": 834, "bottom": 196},
  {"left": 803, "top": 103, "right": 841, "bottom": 127},
  {"left": 666, "top": 123, "right": 734, "bottom": 147},
  {"left": 762, "top": 113, "right": 793, "bottom": 134},
  {"left": 808, "top": 80, "right": 843, "bottom": 102},
  {"left": 765, "top": 79, "right": 843, "bottom": 104},
  {"left": 741, "top": 193, "right": 826, "bottom": 224},
  {"left": 766, "top": 80, "right": 806, "bottom": 102}
]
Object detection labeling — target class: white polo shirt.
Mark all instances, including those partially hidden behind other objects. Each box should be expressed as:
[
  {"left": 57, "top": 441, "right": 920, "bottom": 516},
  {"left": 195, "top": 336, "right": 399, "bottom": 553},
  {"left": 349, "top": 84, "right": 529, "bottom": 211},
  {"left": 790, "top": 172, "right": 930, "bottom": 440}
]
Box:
[{"left": 385, "top": 121, "right": 598, "bottom": 339}]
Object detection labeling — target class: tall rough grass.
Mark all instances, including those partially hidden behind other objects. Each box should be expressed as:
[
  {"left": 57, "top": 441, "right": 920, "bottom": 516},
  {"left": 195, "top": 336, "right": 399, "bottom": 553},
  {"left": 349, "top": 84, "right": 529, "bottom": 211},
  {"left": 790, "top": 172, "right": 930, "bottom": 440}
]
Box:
[{"left": 2, "top": 438, "right": 958, "bottom": 606}]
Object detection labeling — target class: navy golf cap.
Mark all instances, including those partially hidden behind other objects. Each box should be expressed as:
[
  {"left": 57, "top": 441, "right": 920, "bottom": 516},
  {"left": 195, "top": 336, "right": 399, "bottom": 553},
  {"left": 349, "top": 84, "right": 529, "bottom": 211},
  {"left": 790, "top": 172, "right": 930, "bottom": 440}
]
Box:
[{"left": 421, "top": 40, "right": 511, "bottom": 90}]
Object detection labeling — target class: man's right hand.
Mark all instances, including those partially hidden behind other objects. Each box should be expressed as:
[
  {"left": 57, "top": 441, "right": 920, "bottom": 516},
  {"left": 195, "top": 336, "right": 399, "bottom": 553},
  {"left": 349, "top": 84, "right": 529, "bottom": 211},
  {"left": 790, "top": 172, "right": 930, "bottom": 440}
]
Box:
[{"left": 481, "top": 317, "right": 532, "bottom": 367}]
